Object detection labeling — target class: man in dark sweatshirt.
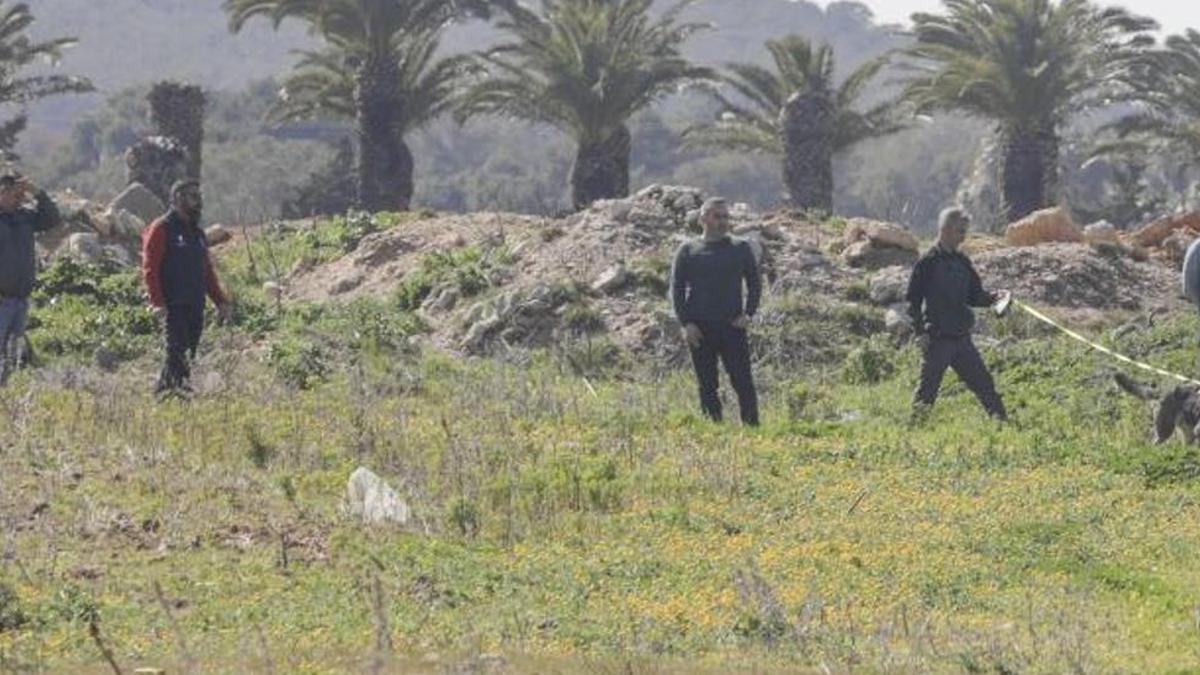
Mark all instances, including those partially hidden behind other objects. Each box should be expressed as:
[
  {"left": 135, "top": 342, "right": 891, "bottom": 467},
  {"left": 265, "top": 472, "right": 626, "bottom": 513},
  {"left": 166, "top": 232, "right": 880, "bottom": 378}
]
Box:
[
  {"left": 671, "top": 197, "right": 762, "bottom": 426},
  {"left": 0, "top": 172, "right": 61, "bottom": 385},
  {"left": 142, "top": 180, "right": 230, "bottom": 395},
  {"left": 907, "top": 207, "right": 1008, "bottom": 421}
]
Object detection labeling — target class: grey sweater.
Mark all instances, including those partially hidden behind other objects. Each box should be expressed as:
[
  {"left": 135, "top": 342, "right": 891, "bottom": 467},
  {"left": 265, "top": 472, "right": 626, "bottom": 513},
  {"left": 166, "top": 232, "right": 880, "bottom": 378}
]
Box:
[
  {"left": 670, "top": 236, "right": 761, "bottom": 324},
  {"left": 0, "top": 192, "right": 61, "bottom": 299}
]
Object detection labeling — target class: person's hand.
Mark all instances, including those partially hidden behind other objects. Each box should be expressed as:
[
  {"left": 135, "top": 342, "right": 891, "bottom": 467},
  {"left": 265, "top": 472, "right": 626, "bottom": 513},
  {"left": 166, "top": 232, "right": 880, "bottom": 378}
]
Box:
[
  {"left": 683, "top": 323, "right": 703, "bottom": 348},
  {"left": 215, "top": 302, "right": 233, "bottom": 324},
  {"left": 993, "top": 289, "right": 1013, "bottom": 317},
  {"left": 731, "top": 313, "right": 751, "bottom": 330},
  {"left": 915, "top": 333, "right": 931, "bottom": 353}
]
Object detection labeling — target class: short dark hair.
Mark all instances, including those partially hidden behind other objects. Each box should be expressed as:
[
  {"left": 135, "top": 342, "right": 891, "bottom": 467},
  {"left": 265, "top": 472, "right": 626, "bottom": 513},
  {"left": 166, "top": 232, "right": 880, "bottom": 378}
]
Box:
[
  {"left": 700, "top": 197, "right": 728, "bottom": 220},
  {"left": 171, "top": 180, "right": 201, "bottom": 200}
]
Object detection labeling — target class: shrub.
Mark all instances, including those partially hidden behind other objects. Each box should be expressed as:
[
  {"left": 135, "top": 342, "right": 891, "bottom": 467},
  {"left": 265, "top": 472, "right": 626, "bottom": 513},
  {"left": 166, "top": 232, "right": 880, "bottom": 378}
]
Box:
[
  {"left": 28, "top": 257, "right": 159, "bottom": 362},
  {"left": 267, "top": 337, "right": 328, "bottom": 389},
  {"left": 840, "top": 336, "right": 896, "bottom": 385},
  {"left": 562, "top": 301, "right": 606, "bottom": 334},
  {"left": 394, "top": 246, "right": 508, "bottom": 311},
  {"left": 0, "top": 583, "right": 28, "bottom": 633}
]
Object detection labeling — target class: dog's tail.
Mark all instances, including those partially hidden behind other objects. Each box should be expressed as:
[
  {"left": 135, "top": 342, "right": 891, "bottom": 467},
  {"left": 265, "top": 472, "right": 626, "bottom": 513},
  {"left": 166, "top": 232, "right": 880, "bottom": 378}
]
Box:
[{"left": 1114, "top": 372, "right": 1160, "bottom": 401}]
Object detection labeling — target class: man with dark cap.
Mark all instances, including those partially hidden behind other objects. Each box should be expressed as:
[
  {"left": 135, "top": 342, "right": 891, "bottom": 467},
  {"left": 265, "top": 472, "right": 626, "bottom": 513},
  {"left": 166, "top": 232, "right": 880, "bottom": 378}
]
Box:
[
  {"left": 671, "top": 197, "right": 762, "bottom": 426},
  {"left": 907, "top": 206, "right": 1009, "bottom": 421},
  {"left": 141, "top": 180, "right": 230, "bottom": 395},
  {"left": 0, "top": 172, "right": 61, "bottom": 385}
]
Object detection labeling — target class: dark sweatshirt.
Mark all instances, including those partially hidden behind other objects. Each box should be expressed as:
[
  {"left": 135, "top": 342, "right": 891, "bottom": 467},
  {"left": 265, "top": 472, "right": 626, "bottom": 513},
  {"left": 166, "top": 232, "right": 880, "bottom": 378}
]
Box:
[
  {"left": 0, "top": 191, "right": 61, "bottom": 299},
  {"left": 906, "top": 244, "right": 995, "bottom": 338},
  {"left": 141, "top": 210, "right": 227, "bottom": 308},
  {"left": 671, "top": 235, "right": 761, "bottom": 324}
]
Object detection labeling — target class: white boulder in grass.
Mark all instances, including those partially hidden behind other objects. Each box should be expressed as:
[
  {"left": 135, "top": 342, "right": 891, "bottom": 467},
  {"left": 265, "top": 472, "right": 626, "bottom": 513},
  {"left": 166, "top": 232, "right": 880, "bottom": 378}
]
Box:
[{"left": 346, "top": 467, "right": 411, "bottom": 526}]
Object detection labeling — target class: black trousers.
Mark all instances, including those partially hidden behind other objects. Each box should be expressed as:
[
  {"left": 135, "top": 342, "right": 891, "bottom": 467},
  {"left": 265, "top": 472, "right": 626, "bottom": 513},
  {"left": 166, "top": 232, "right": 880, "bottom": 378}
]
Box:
[
  {"left": 157, "top": 304, "right": 205, "bottom": 392},
  {"left": 688, "top": 320, "right": 759, "bottom": 426},
  {"left": 913, "top": 334, "right": 1006, "bottom": 419}
]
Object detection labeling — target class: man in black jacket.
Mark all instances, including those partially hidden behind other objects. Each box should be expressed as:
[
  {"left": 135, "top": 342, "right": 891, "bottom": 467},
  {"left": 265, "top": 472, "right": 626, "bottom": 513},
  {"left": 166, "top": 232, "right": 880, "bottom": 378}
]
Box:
[
  {"left": 671, "top": 197, "right": 762, "bottom": 426},
  {"left": 0, "top": 172, "right": 61, "bottom": 385},
  {"left": 907, "top": 207, "right": 1008, "bottom": 421}
]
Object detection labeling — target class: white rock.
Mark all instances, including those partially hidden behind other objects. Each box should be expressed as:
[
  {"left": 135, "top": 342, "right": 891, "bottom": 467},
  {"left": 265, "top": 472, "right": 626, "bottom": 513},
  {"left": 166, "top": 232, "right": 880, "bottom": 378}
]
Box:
[
  {"left": 98, "top": 208, "right": 145, "bottom": 239},
  {"left": 65, "top": 233, "right": 104, "bottom": 264},
  {"left": 205, "top": 224, "right": 232, "bottom": 245},
  {"left": 346, "top": 467, "right": 411, "bottom": 526},
  {"left": 869, "top": 266, "right": 910, "bottom": 306},
  {"left": 607, "top": 200, "right": 633, "bottom": 223},
  {"left": 592, "top": 263, "right": 628, "bottom": 294},
  {"left": 106, "top": 183, "right": 164, "bottom": 224}
]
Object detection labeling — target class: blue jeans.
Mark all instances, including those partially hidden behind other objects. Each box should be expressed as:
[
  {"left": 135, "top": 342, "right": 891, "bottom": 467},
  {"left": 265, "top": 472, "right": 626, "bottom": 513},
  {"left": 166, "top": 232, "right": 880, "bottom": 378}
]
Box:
[{"left": 0, "top": 296, "right": 29, "bottom": 385}]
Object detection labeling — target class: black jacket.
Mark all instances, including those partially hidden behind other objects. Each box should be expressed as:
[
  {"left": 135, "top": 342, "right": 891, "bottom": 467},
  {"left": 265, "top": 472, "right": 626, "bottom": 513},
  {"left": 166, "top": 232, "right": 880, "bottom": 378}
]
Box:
[
  {"left": 671, "top": 235, "right": 762, "bottom": 323},
  {"left": 906, "top": 244, "right": 995, "bottom": 338},
  {"left": 142, "top": 210, "right": 226, "bottom": 308},
  {"left": 0, "top": 191, "right": 61, "bottom": 299}
]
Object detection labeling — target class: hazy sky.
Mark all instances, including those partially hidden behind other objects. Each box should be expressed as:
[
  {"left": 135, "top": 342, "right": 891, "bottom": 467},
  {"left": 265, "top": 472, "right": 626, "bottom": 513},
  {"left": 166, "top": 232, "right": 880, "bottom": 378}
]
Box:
[{"left": 827, "top": 0, "right": 1200, "bottom": 32}]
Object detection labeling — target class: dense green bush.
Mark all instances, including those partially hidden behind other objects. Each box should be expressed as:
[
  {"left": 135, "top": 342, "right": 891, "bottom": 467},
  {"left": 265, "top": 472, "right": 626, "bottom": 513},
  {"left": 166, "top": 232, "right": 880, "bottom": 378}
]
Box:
[{"left": 28, "top": 257, "right": 159, "bottom": 362}]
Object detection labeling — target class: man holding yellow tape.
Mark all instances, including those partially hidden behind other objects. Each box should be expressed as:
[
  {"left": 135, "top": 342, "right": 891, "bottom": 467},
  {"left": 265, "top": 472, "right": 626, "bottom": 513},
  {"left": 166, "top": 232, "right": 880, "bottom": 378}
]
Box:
[{"left": 906, "top": 207, "right": 1009, "bottom": 422}]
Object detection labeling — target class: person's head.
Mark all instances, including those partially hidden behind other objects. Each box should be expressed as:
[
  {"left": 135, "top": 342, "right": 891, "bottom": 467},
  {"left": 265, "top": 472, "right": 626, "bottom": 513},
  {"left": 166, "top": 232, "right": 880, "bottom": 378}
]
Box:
[
  {"left": 699, "top": 197, "right": 731, "bottom": 238},
  {"left": 937, "top": 207, "right": 971, "bottom": 251},
  {"left": 170, "top": 180, "right": 203, "bottom": 221},
  {"left": 0, "top": 172, "right": 26, "bottom": 213}
]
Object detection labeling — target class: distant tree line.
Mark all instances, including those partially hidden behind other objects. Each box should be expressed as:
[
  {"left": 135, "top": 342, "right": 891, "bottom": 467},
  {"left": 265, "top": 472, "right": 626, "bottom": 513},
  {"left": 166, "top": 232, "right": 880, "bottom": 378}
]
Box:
[{"left": 10, "top": 0, "right": 1200, "bottom": 230}]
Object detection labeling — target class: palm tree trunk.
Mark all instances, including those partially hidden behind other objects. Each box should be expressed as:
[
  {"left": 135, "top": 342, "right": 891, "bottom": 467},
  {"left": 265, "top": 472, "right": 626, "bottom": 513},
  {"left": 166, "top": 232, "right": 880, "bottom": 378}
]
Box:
[
  {"left": 782, "top": 90, "right": 835, "bottom": 213},
  {"left": 571, "top": 125, "right": 631, "bottom": 210},
  {"left": 354, "top": 56, "right": 412, "bottom": 212},
  {"left": 148, "top": 81, "right": 206, "bottom": 182},
  {"left": 1001, "top": 122, "right": 1058, "bottom": 223}
]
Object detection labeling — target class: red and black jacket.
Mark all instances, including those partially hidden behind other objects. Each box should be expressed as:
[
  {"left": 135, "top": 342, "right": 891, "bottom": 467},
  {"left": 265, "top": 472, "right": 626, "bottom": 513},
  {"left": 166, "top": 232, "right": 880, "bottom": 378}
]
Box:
[{"left": 141, "top": 210, "right": 227, "bottom": 308}]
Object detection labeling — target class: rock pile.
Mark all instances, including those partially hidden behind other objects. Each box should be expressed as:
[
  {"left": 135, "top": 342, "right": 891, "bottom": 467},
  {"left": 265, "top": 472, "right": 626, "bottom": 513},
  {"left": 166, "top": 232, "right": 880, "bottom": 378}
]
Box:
[
  {"left": 1127, "top": 212, "right": 1200, "bottom": 266},
  {"left": 35, "top": 188, "right": 148, "bottom": 267},
  {"left": 974, "top": 243, "right": 1179, "bottom": 311},
  {"left": 833, "top": 219, "right": 920, "bottom": 270}
]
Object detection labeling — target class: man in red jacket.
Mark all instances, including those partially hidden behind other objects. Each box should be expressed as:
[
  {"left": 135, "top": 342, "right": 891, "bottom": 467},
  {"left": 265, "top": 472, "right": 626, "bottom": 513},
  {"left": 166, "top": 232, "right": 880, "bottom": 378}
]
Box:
[{"left": 141, "top": 180, "right": 230, "bottom": 395}]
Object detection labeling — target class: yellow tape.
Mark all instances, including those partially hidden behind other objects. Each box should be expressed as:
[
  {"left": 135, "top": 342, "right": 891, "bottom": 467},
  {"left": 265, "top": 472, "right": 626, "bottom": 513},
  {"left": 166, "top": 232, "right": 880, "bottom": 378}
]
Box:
[{"left": 1014, "top": 299, "right": 1200, "bottom": 387}]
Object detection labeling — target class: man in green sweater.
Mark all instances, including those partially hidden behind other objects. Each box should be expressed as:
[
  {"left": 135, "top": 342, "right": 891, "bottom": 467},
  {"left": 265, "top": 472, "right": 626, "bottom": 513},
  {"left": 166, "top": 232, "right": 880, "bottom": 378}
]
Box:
[{"left": 671, "top": 198, "right": 762, "bottom": 426}]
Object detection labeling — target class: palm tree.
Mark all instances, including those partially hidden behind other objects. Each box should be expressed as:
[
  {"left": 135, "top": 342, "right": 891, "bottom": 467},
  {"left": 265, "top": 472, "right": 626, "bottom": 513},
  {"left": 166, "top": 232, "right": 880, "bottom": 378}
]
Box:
[
  {"left": 1093, "top": 30, "right": 1200, "bottom": 170},
  {"left": 684, "top": 35, "right": 903, "bottom": 213},
  {"left": 900, "top": 0, "right": 1156, "bottom": 223},
  {"left": 457, "top": 0, "right": 714, "bottom": 210},
  {"left": 224, "top": 0, "right": 497, "bottom": 212},
  {"left": 0, "top": 1, "right": 93, "bottom": 156}
]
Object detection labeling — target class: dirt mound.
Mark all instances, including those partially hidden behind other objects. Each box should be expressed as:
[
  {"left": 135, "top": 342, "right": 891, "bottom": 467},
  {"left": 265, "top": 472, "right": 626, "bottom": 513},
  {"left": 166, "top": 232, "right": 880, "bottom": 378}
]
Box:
[
  {"left": 283, "top": 190, "right": 862, "bottom": 355},
  {"left": 974, "top": 243, "right": 1181, "bottom": 312},
  {"left": 286, "top": 213, "right": 546, "bottom": 301},
  {"left": 280, "top": 192, "right": 1186, "bottom": 356}
]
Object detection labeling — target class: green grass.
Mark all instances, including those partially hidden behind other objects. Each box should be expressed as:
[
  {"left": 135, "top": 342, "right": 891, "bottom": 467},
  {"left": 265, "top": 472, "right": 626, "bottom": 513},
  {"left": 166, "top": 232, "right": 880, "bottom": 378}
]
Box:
[
  {"left": 3, "top": 307, "right": 1200, "bottom": 672},
  {"left": 6, "top": 228, "right": 1200, "bottom": 672}
]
